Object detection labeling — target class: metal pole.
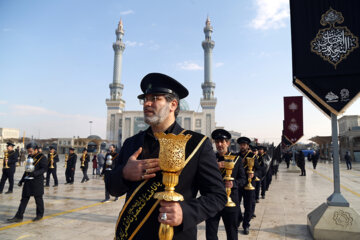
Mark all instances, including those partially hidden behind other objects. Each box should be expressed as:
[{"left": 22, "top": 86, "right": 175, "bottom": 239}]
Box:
[
  {"left": 327, "top": 113, "right": 349, "bottom": 207},
  {"left": 89, "top": 121, "right": 93, "bottom": 135}
]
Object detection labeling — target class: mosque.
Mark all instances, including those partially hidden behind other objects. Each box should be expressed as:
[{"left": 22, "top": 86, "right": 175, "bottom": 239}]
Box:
[{"left": 105, "top": 18, "right": 221, "bottom": 147}]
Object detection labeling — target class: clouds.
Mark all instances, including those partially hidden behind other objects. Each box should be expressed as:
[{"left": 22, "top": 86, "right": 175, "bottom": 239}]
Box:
[
  {"left": 250, "top": 0, "right": 289, "bottom": 30},
  {"left": 0, "top": 100, "right": 8, "bottom": 104},
  {"left": 215, "top": 62, "right": 224, "bottom": 68},
  {"left": 125, "top": 40, "right": 144, "bottom": 47},
  {"left": 177, "top": 61, "right": 203, "bottom": 71},
  {"left": 120, "top": 10, "right": 134, "bottom": 15}
]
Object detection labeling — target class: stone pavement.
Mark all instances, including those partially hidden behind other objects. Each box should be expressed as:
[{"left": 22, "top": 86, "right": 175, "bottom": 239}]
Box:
[{"left": 0, "top": 157, "right": 359, "bottom": 240}]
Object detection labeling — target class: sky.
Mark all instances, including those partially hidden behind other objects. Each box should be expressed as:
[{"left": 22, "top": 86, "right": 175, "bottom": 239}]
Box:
[{"left": 0, "top": 0, "right": 359, "bottom": 144}]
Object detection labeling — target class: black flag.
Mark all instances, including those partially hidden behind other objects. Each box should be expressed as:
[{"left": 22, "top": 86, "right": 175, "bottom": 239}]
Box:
[{"left": 290, "top": 0, "right": 360, "bottom": 116}]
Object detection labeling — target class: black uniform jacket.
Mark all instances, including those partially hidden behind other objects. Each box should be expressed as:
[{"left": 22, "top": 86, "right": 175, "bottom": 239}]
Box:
[
  {"left": 67, "top": 153, "right": 77, "bottom": 170},
  {"left": 19, "top": 153, "right": 47, "bottom": 197},
  {"left": 216, "top": 152, "right": 247, "bottom": 212},
  {"left": 106, "top": 122, "right": 227, "bottom": 240},
  {"left": 256, "top": 153, "right": 267, "bottom": 179},
  {"left": 80, "top": 154, "right": 90, "bottom": 169},
  {"left": 3, "top": 150, "right": 18, "bottom": 172},
  {"left": 47, "top": 152, "right": 59, "bottom": 169}
]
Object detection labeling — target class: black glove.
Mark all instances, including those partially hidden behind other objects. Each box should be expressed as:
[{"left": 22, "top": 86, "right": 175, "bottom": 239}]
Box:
[{"left": 18, "top": 182, "right": 22, "bottom": 187}]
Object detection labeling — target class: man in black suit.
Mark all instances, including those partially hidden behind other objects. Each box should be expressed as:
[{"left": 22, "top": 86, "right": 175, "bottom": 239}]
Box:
[
  {"left": 45, "top": 146, "right": 59, "bottom": 187},
  {"left": 8, "top": 143, "right": 47, "bottom": 222},
  {"left": 102, "top": 144, "right": 118, "bottom": 202},
  {"left": 65, "top": 148, "right": 77, "bottom": 184},
  {"left": 106, "top": 73, "right": 227, "bottom": 240},
  {"left": 237, "top": 137, "right": 259, "bottom": 235},
  {"left": 206, "top": 129, "right": 246, "bottom": 240},
  {"left": 0, "top": 142, "right": 18, "bottom": 194}
]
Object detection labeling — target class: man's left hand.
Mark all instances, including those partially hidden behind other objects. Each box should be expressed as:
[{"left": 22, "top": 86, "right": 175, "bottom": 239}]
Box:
[{"left": 158, "top": 200, "right": 183, "bottom": 227}]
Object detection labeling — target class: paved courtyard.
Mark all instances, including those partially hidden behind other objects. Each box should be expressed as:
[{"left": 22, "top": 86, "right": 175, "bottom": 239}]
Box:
[{"left": 0, "top": 157, "right": 359, "bottom": 240}]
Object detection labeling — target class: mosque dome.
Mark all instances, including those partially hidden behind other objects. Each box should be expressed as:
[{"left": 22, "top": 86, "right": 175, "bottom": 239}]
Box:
[
  {"left": 180, "top": 99, "right": 190, "bottom": 111},
  {"left": 87, "top": 135, "right": 101, "bottom": 140}
]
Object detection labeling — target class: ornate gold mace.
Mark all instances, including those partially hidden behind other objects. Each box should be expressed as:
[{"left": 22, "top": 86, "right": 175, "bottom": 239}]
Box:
[
  {"left": 154, "top": 132, "right": 192, "bottom": 240},
  {"left": 244, "top": 157, "right": 256, "bottom": 190},
  {"left": 223, "top": 155, "right": 236, "bottom": 207}
]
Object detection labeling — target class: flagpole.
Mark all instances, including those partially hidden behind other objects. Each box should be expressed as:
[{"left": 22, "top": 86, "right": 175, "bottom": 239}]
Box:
[{"left": 326, "top": 113, "right": 349, "bottom": 206}]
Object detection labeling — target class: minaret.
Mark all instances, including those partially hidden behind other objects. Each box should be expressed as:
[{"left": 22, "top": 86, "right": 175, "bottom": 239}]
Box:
[
  {"left": 200, "top": 17, "right": 217, "bottom": 137},
  {"left": 106, "top": 19, "right": 126, "bottom": 142},
  {"left": 201, "top": 17, "right": 217, "bottom": 109},
  {"left": 110, "top": 19, "right": 126, "bottom": 104}
]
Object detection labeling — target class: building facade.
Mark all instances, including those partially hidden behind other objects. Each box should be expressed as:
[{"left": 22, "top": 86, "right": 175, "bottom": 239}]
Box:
[
  {"left": 105, "top": 18, "right": 217, "bottom": 147},
  {"left": 339, "top": 115, "right": 360, "bottom": 162}
]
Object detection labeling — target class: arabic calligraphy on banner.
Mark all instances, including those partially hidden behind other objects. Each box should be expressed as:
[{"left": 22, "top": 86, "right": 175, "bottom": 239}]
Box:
[{"left": 311, "top": 7, "right": 359, "bottom": 69}]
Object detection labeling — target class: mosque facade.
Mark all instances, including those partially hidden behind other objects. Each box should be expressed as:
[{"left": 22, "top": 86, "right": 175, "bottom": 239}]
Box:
[{"left": 105, "top": 18, "right": 217, "bottom": 147}]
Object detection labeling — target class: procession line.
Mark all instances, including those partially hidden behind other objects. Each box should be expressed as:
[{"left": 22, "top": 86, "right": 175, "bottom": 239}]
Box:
[
  {"left": 309, "top": 168, "right": 360, "bottom": 198},
  {"left": 0, "top": 196, "right": 125, "bottom": 232}
]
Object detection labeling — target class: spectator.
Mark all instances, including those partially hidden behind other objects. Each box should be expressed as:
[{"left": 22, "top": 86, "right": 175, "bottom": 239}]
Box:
[
  {"left": 97, "top": 151, "right": 105, "bottom": 175},
  {"left": 345, "top": 151, "right": 352, "bottom": 170},
  {"left": 92, "top": 154, "right": 98, "bottom": 175}
]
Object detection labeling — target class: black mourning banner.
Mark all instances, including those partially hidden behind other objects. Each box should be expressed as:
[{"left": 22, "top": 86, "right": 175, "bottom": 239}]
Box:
[{"left": 290, "top": 0, "right": 360, "bottom": 116}]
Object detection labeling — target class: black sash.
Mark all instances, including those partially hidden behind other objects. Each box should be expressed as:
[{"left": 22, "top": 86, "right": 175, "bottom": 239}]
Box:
[{"left": 115, "top": 132, "right": 207, "bottom": 240}]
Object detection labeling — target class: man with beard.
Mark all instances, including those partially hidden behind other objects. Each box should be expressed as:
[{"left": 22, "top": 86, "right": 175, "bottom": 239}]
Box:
[
  {"left": 101, "top": 144, "right": 118, "bottom": 202},
  {"left": 80, "top": 148, "right": 90, "bottom": 183},
  {"left": 206, "top": 129, "right": 246, "bottom": 240},
  {"left": 236, "top": 137, "right": 258, "bottom": 235},
  {"left": 8, "top": 143, "right": 47, "bottom": 222},
  {"left": 45, "top": 146, "right": 59, "bottom": 187},
  {"left": 0, "top": 142, "right": 18, "bottom": 194},
  {"left": 106, "top": 73, "right": 226, "bottom": 240},
  {"left": 65, "top": 148, "right": 77, "bottom": 184}
]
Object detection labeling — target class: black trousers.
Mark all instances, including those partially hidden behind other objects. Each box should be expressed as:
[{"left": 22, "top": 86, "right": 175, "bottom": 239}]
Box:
[
  {"left": 206, "top": 209, "right": 238, "bottom": 240},
  {"left": 286, "top": 160, "right": 290, "bottom": 168},
  {"left": 238, "top": 189, "right": 255, "bottom": 229},
  {"left": 65, "top": 168, "right": 75, "bottom": 183},
  {"left": 15, "top": 195, "right": 44, "bottom": 218},
  {"left": 255, "top": 180, "right": 261, "bottom": 200},
  {"left": 81, "top": 168, "right": 89, "bottom": 182},
  {"left": 46, "top": 168, "right": 58, "bottom": 186},
  {"left": 300, "top": 166, "right": 306, "bottom": 176},
  {"left": 312, "top": 161, "right": 318, "bottom": 169},
  {"left": 266, "top": 171, "right": 272, "bottom": 190},
  {"left": 261, "top": 178, "right": 267, "bottom": 197},
  {"left": 0, "top": 170, "right": 14, "bottom": 192}
]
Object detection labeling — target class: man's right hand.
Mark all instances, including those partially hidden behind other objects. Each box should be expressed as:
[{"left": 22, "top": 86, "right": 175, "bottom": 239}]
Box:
[
  {"left": 122, "top": 147, "right": 161, "bottom": 181},
  {"left": 217, "top": 161, "right": 225, "bottom": 169},
  {"left": 18, "top": 182, "right": 22, "bottom": 187}
]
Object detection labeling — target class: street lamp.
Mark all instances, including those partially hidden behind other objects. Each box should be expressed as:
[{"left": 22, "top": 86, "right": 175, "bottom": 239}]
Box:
[{"left": 89, "top": 121, "right": 93, "bottom": 136}]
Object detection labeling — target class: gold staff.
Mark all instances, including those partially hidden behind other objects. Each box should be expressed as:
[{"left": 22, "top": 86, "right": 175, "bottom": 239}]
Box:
[
  {"left": 64, "top": 154, "right": 68, "bottom": 168},
  {"left": 244, "top": 157, "right": 256, "bottom": 190},
  {"left": 49, "top": 153, "right": 54, "bottom": 169},
  {"left": 3, "top": 150, "right": 9, "bottom": 169},
  {"left": 154, "top": 132, "right": 192, "bottom": 240},
  {"left": 223, "top": 155, "right": 237, "bottom": 207}
]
